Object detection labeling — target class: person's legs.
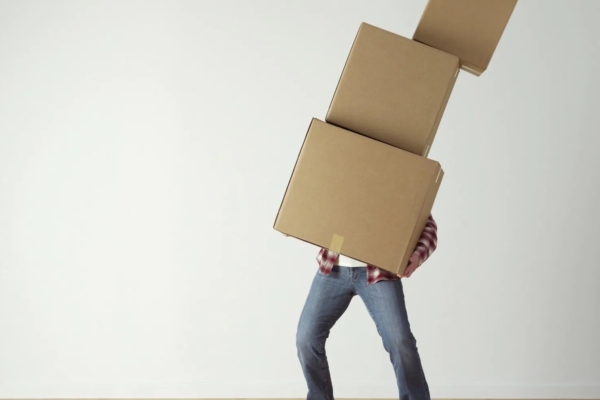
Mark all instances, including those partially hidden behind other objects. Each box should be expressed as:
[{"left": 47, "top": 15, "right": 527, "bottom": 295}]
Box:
[
  {"left": 296, "top": 266, "right": 355, "bottom": 400},
  {"left": 354, "top": 269, "right": 430, "bottom": 400}
]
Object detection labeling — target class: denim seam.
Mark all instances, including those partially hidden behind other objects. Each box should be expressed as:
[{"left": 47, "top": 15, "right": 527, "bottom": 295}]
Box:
[{"left": 319, "top": 291, "right": 353, "bottom": 399}]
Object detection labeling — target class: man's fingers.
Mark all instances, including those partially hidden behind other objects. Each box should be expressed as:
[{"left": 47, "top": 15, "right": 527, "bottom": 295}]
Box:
[
  {"left": 398, "top": 263, "right": 414, "bottom": 278},
  {"left": 402, "top": 262, "right": 420, "bottom": 278}
]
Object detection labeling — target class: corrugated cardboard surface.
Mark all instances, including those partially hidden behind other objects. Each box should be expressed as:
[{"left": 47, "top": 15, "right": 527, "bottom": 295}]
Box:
[
  {"left": 326, "top": 22, "right": 459, "bottom": 157},
  {"left": 413, "top": 0, "right": 518, "bottom": 76},
  {"left": 274, "top": 119, "right": 444, "bottom": 274}
]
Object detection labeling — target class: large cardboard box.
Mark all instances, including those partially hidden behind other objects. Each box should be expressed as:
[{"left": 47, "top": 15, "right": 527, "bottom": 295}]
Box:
[
  {"left": 413, "top": 0, "right": 518, "bottom": 76},
  {"left": 326, "top": 22, "right": 459, "bottom": 157},
  {"left": 274, "top": 119, "right": 444, "bottom": 275}
]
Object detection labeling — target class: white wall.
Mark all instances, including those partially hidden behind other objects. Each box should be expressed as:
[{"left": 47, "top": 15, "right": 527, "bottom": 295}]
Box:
[{"left": 0, "top": 0, "right": 598, "bottom": 398}]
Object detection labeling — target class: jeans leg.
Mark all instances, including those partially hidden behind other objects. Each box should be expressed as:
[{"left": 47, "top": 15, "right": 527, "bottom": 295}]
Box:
[
  {"left": 355, "top": 276, "right": 430, "bottom": 400},
  {"left": 296, "top": 267, "right": 355, "bottom": 400}
]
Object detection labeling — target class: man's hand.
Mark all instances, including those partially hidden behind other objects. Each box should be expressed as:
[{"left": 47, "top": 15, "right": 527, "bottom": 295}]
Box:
[{"left": 398, "top": 253, "right": 421, "bottom": 279}]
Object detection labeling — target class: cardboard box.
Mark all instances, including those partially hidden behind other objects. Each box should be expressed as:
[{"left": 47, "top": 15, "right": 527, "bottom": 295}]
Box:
[
  {"left": 325, "top": 23, "right": 459, "bottom": 157},
  {"left": 274, "top": 119, "right": 444, "bottom": 275},
  {"left": 413, "top": 0, "right": 518, "bottom": 76}
]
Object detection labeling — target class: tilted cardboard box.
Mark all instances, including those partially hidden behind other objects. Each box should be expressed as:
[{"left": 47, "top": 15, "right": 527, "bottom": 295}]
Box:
[
  {"left": 413, "top": 0, "right": 518, "bottom": 76},
  {"left": 274, "top": 119, "right": 444, "bottom": 275},
  {"left": 326, "top": 22, "right": 459, "bottom": 157}
]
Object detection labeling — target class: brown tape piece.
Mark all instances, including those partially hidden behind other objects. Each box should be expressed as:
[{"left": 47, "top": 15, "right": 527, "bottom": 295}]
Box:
[{"left": 329, "top": 234, "right": 344, "bottom": 253}]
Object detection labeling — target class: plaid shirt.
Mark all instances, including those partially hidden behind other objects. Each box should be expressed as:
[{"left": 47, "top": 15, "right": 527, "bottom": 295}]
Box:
[{"left": 316, "top": 214, "right": 438, "bottom": 284}]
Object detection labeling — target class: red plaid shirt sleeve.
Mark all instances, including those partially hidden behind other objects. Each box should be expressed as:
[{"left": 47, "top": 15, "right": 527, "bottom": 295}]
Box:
[{"left": 412, "top": 214, "right": 438, "bottom": 265}]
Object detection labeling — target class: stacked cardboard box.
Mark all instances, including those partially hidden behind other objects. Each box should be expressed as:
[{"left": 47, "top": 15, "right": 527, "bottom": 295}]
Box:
[{"left": 274, "top": 0, "right": 518, "bottom": 275}]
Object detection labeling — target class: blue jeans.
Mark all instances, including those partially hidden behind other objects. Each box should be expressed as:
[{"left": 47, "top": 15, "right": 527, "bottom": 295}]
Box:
[{"left": 296, "top": 266, "right": 430, "bottom": 400}]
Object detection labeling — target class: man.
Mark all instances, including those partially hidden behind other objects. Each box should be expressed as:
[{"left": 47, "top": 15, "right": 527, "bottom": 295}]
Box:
[{"left": 292, "top": 214, "right": 437, "bottom": 400}]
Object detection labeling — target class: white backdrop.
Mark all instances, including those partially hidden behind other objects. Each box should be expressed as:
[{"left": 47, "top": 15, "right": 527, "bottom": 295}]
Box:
[{"left": 1, "top": 0, "right": 599, "bottom": 398}]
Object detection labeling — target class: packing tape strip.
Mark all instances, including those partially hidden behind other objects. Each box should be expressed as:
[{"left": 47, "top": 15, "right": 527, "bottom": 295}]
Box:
[{"left": 329, "top": 234, "right": 344, "bottom": 253}]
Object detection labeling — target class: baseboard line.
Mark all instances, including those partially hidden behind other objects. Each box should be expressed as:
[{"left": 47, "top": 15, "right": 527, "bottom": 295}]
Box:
[{"left": 1, "top": 382, "right": 599, "bottom": 399}]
